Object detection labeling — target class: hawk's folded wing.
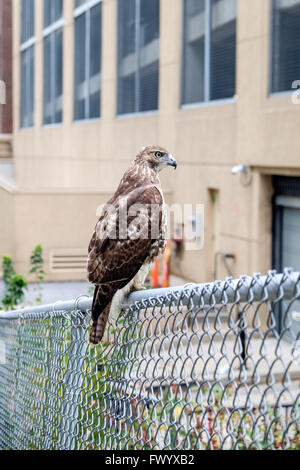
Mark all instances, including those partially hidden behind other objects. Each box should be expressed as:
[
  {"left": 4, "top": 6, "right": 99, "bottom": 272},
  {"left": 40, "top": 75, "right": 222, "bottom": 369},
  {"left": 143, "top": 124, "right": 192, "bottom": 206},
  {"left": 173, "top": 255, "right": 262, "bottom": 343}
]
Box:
[{"left": 87, "top": 184, "right": 165, "bottom": 311}]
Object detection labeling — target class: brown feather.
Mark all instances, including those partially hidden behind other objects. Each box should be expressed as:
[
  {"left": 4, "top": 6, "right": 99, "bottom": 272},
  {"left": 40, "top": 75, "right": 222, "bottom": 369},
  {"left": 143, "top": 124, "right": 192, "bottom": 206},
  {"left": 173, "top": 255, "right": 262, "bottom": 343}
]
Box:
[{"left": 87, "top": 146, "right": 169, "bottom": 343}]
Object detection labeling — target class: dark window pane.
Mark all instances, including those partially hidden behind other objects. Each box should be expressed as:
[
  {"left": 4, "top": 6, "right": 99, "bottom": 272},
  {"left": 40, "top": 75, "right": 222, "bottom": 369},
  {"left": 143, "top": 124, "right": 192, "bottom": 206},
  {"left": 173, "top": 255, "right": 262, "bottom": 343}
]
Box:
[
  {"left": 117, "top": 0, "right": 136, "bottom": 114},
  {"left": 29, "top": 46, "right": 34, "bottom": 125},
  {"left": 21, "top": 0, "right": 35, "bottom": 128},
  {"left": 139, "top": 62, "right": 159, "bottom": 112},
  {"left": 117, "top": 0, "right": 159, "bottom": 114},
  {"left": 43, "top": 35, "right": 52, "bottom": 124},
  {"left": 21, "top": 51, "right": 27, "bottom": 126},
  {"left": 139, "top": 0, "right": 159, "bottom": 111},
  {"left": 272, "top": 0, "right": 300, "bottom": 93},
  {"left": 44, "top": 0, "right": 62, "bottom": 27},
  {"left": 54, "top": 0, "right": 63, "bottom": 22},
  {"left": 182, "top": 0, "right": 205, "bottom": 104},
  {"left": 44, "top": 0, "right": 52, "bottom": 27},
  {"left": 210, "top": 0, "right": 236, "bottom": 100},
  {"left": 188, "top": 0, "right": 205, "bottom": 15},
  {"left": 74, "top": 13, "right": 86, "bottom": 120},
  {"left": 21, "top": 46, "right": 34, "bottom": 128},
  {"left": 43, "top": 26, "right": 63, "bottom": 124},
  {"left": 182, "top": 0, "right": 236, "bottom": 104},
  {"left": 89, "top": 3, "right": 101, "bottom": 118},
  {"left": 21, "top": 0, "right": 34, "bottom": 43},
  {"left": 120, "top": 74, "right": 136, "bottom": 114},
  {"left": 54, "top": 28, "right": 63, "bottom": 123},
  {"left": 75, "top": 0, "right": 87, "bottom": 8},
  {"left": 74, "top": 2, "right": 101, "bottom": 120},
  {"left": 140, "top": 0, "right": 159, "bottom": 47},
  {"left": 118, "top": 0, "right": 136, "bottom": 57}
]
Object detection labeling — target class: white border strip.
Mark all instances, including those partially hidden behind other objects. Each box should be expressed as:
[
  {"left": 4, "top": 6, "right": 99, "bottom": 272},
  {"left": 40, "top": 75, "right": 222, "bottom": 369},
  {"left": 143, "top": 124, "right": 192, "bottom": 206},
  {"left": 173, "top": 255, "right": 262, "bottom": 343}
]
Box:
[{"left": 74, "top": 0, "right": 102, "bottom": 18}]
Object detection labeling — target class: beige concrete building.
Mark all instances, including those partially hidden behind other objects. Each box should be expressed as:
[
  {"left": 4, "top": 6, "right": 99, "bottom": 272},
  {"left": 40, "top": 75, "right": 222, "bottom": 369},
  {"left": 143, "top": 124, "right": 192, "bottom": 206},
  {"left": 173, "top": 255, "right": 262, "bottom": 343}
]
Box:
[{"left": 1, "top": 0, "right": 300, "bottom": 288}]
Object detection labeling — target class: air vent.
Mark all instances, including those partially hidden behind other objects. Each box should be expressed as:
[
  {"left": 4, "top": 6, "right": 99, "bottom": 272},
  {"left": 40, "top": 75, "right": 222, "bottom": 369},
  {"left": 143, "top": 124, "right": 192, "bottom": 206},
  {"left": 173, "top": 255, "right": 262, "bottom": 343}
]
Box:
[{"left": 50, "top": 249, "right": 87, "bottom": 273}]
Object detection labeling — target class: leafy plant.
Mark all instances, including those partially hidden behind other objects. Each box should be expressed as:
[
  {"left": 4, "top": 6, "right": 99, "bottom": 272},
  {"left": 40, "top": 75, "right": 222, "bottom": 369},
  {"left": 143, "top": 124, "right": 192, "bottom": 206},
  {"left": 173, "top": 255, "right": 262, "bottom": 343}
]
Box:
[
  {"left": 2, "top": 255, "right": 15, "bottom": 286},
  {"left": 1, "top": 254, "right": 28, "bottom": 310},
  {"left": 2, "top": 273, "right": 27, "bottom": 310},
  {"left": 29, "top": 244, "right": 45, "bottom": 303}
]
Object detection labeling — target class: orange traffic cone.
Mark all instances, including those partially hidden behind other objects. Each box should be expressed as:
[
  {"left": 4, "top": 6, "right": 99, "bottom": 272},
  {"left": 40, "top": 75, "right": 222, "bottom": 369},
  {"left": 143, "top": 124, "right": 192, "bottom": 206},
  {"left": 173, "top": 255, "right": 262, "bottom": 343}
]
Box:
[
  {"left": 151, "top": 258, "right": 160, "bottom": 288},
  {"left": 161, "top": 241, "right": 171, "bottom": 288}
]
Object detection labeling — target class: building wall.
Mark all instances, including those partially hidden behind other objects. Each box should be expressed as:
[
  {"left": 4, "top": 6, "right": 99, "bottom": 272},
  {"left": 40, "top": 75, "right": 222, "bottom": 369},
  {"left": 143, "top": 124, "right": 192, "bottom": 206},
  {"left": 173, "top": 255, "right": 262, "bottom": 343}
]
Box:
[
  {"left": 0, "top": 0, "right": 12, "bottom": 163},
  {"left": 13, "top": 190, "right": 109, "bottom": 281},
  {"left": 0, "top": 0, "right": 12, "bottom": 135},
  {"left": 9, "top": 0, "right": 300, "bottom": 282},
  {"left": 0, "top": 0, "right": 13, "bottom": 279}
]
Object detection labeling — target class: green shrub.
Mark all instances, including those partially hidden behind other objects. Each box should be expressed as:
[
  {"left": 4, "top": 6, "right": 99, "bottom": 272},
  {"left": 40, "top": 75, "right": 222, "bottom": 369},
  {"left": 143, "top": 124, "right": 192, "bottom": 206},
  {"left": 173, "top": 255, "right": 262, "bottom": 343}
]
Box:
[
  {"left": 2, "top": 255, "right": 15, "bottom": 286},
  {"left": 2, "top": 273, "right": 27, "bottom": 310},
  {"left": 29, "top": 244, "right": 45, "bottom": 303}
]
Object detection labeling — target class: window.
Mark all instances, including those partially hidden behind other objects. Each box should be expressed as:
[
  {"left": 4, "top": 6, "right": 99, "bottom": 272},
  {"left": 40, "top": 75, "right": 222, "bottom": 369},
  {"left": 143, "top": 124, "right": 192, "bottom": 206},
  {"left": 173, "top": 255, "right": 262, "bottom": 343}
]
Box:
[
  {"left": 182, "top": 0, "right": 236, "bottom": 106},
  {"left": 44, "top": 0, "right": 63, "bottom": 26},
  {"left": 117, "top": 0, "right": 160, "bottom": 115},
  {"left": 74, "top": 0, "right": 102, "bottom": 121},
  {"left": 20, "top": 0, "right": 35, "bottom": 128},
  {"left": 271, "top": 0, "right": 300, "bottom": 93},
  {"left": 43, "top": 0, "right": 63, "bottom": 125}
]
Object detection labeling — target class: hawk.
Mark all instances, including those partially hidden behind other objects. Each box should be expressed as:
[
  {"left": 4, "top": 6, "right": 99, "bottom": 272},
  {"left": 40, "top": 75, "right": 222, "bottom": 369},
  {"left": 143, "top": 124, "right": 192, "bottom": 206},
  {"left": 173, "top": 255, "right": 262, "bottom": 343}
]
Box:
[{"left": 87, "top": 145, "right": 177, "bottom": 344}]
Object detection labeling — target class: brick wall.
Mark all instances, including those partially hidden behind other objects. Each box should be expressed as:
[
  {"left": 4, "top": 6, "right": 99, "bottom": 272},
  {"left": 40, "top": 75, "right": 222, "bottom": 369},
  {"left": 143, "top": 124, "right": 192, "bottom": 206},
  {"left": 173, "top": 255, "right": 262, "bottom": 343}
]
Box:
[{"left": 0, "top": 0, "right": 12, "bottom": 135}]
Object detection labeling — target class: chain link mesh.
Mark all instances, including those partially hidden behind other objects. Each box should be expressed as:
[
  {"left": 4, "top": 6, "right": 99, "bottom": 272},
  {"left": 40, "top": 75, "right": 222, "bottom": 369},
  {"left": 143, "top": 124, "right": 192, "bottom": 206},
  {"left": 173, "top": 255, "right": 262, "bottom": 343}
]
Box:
[{"left": 0, "top": 270, "right": 299, "bottom": 450}]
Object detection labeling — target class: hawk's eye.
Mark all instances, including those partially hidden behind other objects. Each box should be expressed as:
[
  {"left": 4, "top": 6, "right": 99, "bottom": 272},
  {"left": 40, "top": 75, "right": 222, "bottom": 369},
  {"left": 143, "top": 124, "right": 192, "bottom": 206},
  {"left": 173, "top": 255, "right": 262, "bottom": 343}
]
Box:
[{"left": 154, "top": 151, "right": 162, "bottom": 159}]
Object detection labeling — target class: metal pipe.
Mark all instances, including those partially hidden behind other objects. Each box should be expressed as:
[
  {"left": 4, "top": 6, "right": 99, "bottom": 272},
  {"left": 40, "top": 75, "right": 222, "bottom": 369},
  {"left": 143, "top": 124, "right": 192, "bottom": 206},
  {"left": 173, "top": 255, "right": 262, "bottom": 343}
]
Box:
[{"left": 0, "top": 270, "right": 298, "bottom": 320}]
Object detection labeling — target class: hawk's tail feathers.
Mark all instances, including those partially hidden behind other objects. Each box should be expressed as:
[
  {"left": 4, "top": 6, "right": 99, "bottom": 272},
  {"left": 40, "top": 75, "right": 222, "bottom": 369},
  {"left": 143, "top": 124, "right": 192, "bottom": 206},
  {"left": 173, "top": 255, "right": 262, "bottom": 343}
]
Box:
[{"left": 89, "top": 288, "right": 111, "bottom": 345}]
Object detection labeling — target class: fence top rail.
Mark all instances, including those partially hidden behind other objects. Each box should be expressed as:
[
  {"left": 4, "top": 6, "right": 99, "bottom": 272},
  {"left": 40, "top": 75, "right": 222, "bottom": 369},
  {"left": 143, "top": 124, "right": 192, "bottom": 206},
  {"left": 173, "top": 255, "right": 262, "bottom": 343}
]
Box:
[{"left": 0, "top": 269, "right": 299, "bottom": 321}]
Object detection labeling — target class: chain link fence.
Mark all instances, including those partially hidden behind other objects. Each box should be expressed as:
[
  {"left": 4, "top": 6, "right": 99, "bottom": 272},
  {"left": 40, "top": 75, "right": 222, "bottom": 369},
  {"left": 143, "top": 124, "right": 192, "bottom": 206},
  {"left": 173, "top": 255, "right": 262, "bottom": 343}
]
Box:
[{"left": 0, "top": 269, "right": 299, "bottom": 450}]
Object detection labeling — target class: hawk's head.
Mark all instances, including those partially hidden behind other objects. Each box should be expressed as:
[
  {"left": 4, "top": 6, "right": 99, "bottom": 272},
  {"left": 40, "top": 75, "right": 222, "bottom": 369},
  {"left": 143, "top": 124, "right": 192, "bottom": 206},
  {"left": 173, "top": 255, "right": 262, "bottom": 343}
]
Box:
[{"left": 136, "top": 145, "right": 177, "bottom": 172}]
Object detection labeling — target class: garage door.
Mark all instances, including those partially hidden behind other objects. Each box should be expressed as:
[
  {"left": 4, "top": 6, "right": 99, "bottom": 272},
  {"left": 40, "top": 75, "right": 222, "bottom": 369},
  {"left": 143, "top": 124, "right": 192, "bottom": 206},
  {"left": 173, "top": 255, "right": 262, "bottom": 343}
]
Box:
[{"left": 274, "top": 196, "right": 300, "bottom": 342}]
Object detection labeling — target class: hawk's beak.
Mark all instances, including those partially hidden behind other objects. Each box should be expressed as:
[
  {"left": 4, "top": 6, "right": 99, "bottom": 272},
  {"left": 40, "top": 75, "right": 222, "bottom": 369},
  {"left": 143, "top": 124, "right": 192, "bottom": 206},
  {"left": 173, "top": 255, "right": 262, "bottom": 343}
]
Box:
[{"left": 166, "top": 153, "right": 177, "bottom": 169}]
